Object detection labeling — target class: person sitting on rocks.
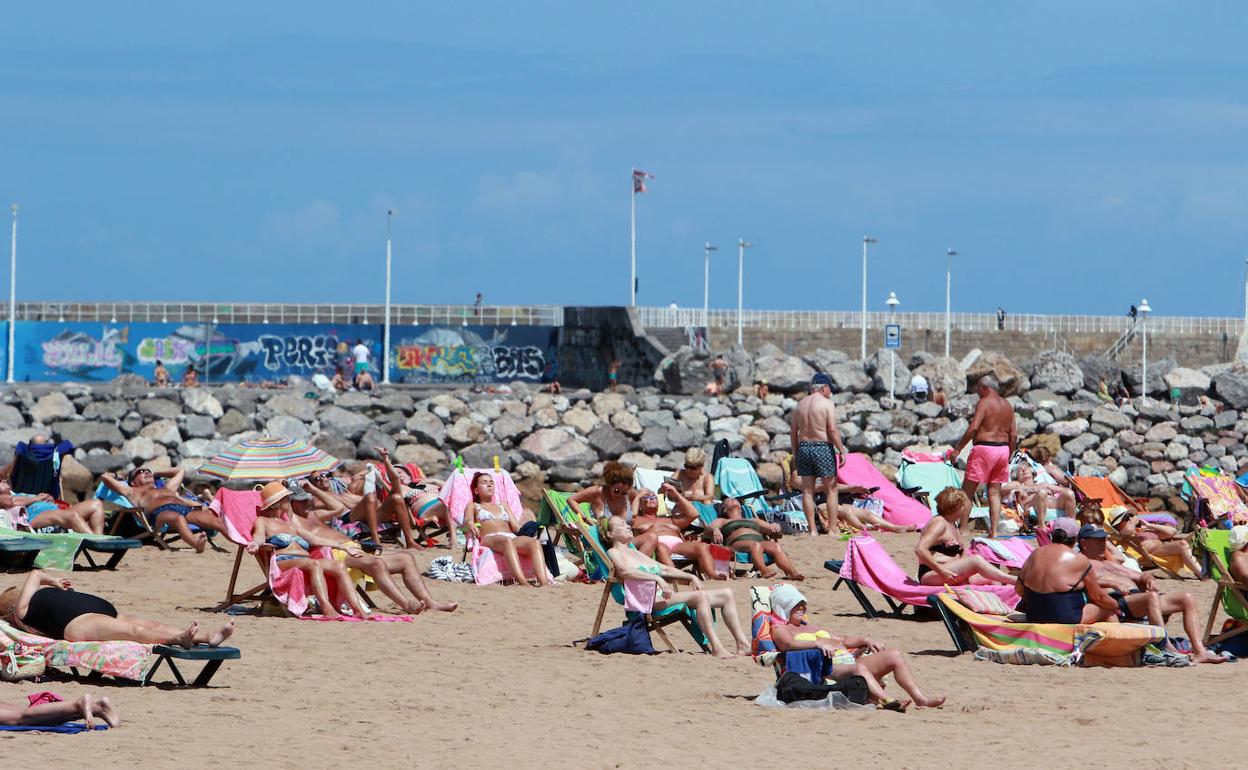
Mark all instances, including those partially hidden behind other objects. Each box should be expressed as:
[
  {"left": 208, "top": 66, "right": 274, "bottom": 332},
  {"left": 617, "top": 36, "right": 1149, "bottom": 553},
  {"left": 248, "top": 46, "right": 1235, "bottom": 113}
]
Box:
[
  {"left": 181, "top": 366, "right": 199, "bottom": 388},
  {"left": 626, "top": 484, "right": 725, "bottom": 579},
  {"left": 565, "top": 461, "right": 637, "bottom": 521},
  {"left": 1, "top": 569, "right": 234, "bottom": 646},
  {"left": 915, "top": 488, "right": 1016, "bottom": 587},
  {"left": 1111, "top": 510, "right": 1204, "bottom": 578},
  {"left": 153, "top": 360, "right": 170, "bottom": 387},
  {"left": 767, "top": 584, "right": 945, "bottom": 711},
  {"left": 271, "top": 480, "right": 457, "bottom": 614},
  {"left": 598, "top": 514, "right": 750, "bottom": 659},
  {"left": 1079, "top": 524, "right": 1224, "bottom": 664},
  {"left": 704, "top": 497, "right": 805, "bottom": 580},
  {"left": 354, "top": 368, "right": 376, "bottom": 391},
  {"left": 101, "top": 466, "right": 224, "bottom": 552}
]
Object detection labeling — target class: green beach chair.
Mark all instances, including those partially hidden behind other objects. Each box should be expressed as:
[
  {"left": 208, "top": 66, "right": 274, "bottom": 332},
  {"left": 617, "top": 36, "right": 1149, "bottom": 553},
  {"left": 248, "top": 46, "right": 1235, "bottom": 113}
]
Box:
[
  {"left": 1196, "top": 528, "right": 1248, "bottom": 647},
  {"left": 575, "top": 519, "right": 710, "bottom": 653}
]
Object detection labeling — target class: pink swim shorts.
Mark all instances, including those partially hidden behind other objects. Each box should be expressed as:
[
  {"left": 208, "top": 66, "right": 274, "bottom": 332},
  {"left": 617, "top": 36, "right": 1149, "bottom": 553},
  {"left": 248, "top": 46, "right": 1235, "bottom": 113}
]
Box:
[{"left": 966, "top": 444, "right": 1010, "bottom": 485}]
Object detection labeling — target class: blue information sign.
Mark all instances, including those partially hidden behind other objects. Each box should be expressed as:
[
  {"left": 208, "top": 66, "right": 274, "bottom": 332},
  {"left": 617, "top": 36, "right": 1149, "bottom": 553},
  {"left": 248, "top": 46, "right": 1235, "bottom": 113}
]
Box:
[{"left": 885, "top": 323, "right": 901, "bottom": 349}]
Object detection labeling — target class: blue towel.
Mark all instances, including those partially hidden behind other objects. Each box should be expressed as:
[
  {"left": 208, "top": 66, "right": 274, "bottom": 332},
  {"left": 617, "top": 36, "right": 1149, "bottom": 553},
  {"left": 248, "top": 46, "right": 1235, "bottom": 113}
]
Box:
[{"left": 0, "top": 722, "right": 108, "bottom": 733}]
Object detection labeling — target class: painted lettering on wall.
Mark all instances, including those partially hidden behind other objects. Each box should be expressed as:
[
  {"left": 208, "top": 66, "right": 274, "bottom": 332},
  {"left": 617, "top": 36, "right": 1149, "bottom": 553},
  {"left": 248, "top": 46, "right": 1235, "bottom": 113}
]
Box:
[
  {"left": 136, "top": 336, "right": 197, "bottom": 365},
  {"left": 41, "top": 329, "right": 126, "bottom": 372},
  {"left": 392, "top": 326, "right": 556, "bottom": 383},
  {"left": 258, "top": 334, "right": 341, "bottom": 372}
]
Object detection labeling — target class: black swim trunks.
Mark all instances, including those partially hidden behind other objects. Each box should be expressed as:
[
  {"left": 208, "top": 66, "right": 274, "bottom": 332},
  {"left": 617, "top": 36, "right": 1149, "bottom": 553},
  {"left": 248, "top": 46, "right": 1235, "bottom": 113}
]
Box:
[{"left": 795, "top": 441, "right": 838, "bottom": 479}]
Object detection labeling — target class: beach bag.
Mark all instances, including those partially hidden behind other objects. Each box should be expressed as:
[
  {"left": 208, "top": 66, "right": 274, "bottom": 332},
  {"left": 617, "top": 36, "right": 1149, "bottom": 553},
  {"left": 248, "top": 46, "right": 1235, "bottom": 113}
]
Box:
[
  {"left": 585, "top": 617, "right": 656, "bottom": 655},
  {"left": 427, "top": 556, "right": 474, "bottom": 583},
  {"left": 1, "top": 642, "right": 46, "bottom": 682},
  {"left": 775, "top": 671, "right": 870, "bottom": 705}
]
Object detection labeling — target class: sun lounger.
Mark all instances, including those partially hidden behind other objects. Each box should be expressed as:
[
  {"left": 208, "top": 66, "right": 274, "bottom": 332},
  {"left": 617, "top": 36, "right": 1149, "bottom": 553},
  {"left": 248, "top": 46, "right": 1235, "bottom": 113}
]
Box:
[
  {"left": 837, "top": 453, "right": 931, "bottom": 528},
  {"left": 0, "top": 526, "right": 140, "bottom": 571},
  {"left": 576, "top": 519, "right": 710, "bottom": 653},
  {"left": 1194, "top": 528, "right": 1248, "bottom": 648},
  {"left": 0, "top": 618, "right": 238, "bottom": 686},
  {"left": 825, "top": 534, "right": 1020, "bottom": 619},
  {"left": 0, "top": 536, "right": 46, "bottom": 572},
  {"left": 1183, "top": 468, "right": 1248, "bottom": 529},
  {"left": 930, "top": 591, "right": 1166, "bottom": 667},
  {"left": 968, "top": 537, "right": 1035, "bottom": 570},
  {"left": 715, "top": 457, "right": 807, "bottom": 534}
]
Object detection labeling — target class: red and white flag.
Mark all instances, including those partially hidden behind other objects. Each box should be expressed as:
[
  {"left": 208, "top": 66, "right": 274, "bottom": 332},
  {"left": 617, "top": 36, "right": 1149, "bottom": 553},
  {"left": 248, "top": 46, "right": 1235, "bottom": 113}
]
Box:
[{"left": 632, "top": 168, "right": 654, "bottom": 194}]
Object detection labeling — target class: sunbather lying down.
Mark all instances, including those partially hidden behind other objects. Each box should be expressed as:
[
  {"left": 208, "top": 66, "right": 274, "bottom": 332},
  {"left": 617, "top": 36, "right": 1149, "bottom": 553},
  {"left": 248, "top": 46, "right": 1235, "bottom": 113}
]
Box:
[
  {"left": 102, "top": 466, "right": 225, "bottom": 553},
  {"left": 0, "top": 694, "right": 120, "bottom": 730},
  {"left": 704, "top": 497, "right": 805, "bottom": 581},
  {"left": 767, "top": 585, "right": 944, "bottom": 712},
  {"left": 0, "top": 570, "right": 234, "bottom": 647},
  {"left": 0, "top": 478, "right": 107, "bottom": 535},
  {"left": 598, "top": 515, "right": 750, "bottom": 659},
  {"left": 1112, "top": 512, "right": 1204, "bottom": 578}
]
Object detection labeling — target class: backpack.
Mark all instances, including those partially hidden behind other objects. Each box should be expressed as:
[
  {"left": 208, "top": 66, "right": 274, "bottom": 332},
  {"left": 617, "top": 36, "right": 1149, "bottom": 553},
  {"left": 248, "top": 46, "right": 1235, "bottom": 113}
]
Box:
[
  {"left": 775, "top": 671, "right": 870, "bottom": 705},
  {"left": 584, "top": 617, "right": 656, "bottom": 655}
]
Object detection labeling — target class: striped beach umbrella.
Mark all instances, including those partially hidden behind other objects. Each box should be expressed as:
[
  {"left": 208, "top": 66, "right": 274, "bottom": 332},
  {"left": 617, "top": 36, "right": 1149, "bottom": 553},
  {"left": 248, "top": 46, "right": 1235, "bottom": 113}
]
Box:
[{"left": 198, "top": 435, "right": 341, "bottom": 482}]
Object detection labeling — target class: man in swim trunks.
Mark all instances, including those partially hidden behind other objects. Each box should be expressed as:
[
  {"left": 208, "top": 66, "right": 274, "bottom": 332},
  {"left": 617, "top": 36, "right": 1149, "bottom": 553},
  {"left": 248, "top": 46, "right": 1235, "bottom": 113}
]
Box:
[
  {"left": 101, "top": 466, "right": 224, "bottom": 553},
  {"left": 1079, "top": 526, "right": 1224, "bottom": 664},
  {"left": 945, "top": 374, "right": 1016, "bottom": 537},
  {"left": 790, "top": 372, "right": 848, "bottom": 535},
  {"left": 1017, "top": 540, "right": 1118, "bottom": 624}
]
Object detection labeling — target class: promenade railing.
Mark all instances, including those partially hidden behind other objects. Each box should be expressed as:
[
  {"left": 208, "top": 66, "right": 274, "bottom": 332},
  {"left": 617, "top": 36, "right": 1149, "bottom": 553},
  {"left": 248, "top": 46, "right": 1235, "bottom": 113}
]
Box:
[{"left": 2, "top": 302, "right": 564, "bottom": 327}]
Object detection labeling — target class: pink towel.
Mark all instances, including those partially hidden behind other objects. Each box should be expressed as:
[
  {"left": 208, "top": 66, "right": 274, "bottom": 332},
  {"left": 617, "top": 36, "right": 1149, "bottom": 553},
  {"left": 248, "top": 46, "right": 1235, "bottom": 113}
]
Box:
[
  {"left": 622, "top": 580, "right": 656, "bottom": 613},
  {"left": 468, "top": 541, "right": 555, "bottom": 586},
  {"left": 27, "top": 691, "right": 62, "bottom": 706},
  {"left": 439, "top": 468, "right": 524, "bottom": 526},
  {"left": 212, "top": 488, "right": 264, "bottom": 545},
  {"left": 902, "top": 450, "right": 945, "bottom": 463},
  {"left": 839, "top": 535, "right": 1020, "bottom": 609},
  {"left": 837, "top": 453, "right": 932, "bottom": 527},
  {"left": 969, "top": 538, "right": 1035, "bottom": 569}
]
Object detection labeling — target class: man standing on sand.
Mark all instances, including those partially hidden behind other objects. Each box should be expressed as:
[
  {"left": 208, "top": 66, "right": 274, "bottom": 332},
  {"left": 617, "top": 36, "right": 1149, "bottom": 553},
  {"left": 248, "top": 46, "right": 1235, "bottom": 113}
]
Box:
[
  {"left": 944, "top": 375, "right": 1015, "bottom": 538},
  {"left": 791, "top": 372, "right": 849, "bottom": 535}
]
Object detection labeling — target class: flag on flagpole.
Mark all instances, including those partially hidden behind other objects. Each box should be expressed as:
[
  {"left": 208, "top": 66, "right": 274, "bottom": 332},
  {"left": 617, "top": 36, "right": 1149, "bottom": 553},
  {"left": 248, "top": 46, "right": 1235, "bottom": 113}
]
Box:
[{"left": 632, "top": 169, "right": 654, "bottom": 194}]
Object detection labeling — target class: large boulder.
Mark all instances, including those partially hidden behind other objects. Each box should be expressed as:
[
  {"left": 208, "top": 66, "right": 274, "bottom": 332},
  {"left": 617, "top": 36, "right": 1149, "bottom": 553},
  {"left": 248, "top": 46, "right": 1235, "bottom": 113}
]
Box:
[
  {"left": 267, "top": 393, "right": 318, "bottom": 421},
  {"left": 590, "top": 392, "right": 626, "bottom": 419},
  {"left": 446, "top": 417, "right": 485, "bottom": 447},
  {"left": 519, "top": 428, "right": 598, "bottom": 467},
  {"left": 31, "top": 392, "right": 77, "bottom": 423},
  {"left": 1212, "top": 365, "right": 1248, "bottom": 409},
  {"left": 491, "top": 414, "right": 534, "bottom": 444},
  {"left": 81, "top": 401, "right": 126, "bottom": 422},
  {"left": 913, "top": 356, "right": 965, "bottom": 397},
  {"left": 1123, "top": 356, "right": 1176, "bottom": 396},
  {"left": 404, "top": 411, "right": 446, "bottom": 447},
  {"left": 753, "top": 344, "right": 816, "bottom": 393},
  {"left": 459, "top": 440, "right": 506, "bottom": 469},
  {"left": 826, "top": 361, "right": 871, "bottom": 394},
  {"left": 864, "top": 349, "right": 911, "bottom": 396},
  {"left": 122, "top": 436, "right": 163, "bottom": 462},
  {"left": 182, "top": 388, "right": 223, "bottom": 418},
  {"left": 654, "top": 346, "right": 717, "bottom": 395},
  {"left": 1163, "top": 367, "right": 1211, "bottom": 398},
  {"left": 318, "top": 406, "right": 371, "bottom": 441},
  {"left": 1079, "top": 355, "right": 1124, "bottom": 391},
  {"left": 801, "top": 349, "right": 849, "bottom": 373},
  {"left": 139, "top": 419, "right": 182, "bottom": 446},
  {"left": 586, "top": 424, "right": 638, "bottom": 458},
  {"left": 50, "top": 421, "right": 123, "bottom": 451},
  {"left": 1027, "top": 351, "right": 1085, "bottom": 395},
  {"left": 964, "top": 351, "right": 1027, "bottom": 396},
  {"left": 265, "top": 414, "right": 311, "bottom": 441},
  {"left": 393, "top": 444, "right": 448, "bottom": 475}
]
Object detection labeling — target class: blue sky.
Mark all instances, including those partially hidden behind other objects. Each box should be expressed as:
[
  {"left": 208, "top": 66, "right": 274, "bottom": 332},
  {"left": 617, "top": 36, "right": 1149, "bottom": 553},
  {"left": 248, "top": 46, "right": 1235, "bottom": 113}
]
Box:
[{"left": 2, "top": 2, "right": 1247, "bottom": 317}]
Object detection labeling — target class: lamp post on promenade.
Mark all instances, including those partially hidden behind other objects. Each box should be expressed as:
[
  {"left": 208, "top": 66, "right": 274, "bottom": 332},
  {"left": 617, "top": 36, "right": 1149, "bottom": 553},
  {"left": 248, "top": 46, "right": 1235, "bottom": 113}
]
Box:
[
  {"left": 703, "top": 242, "right": 717, "bottom": 330},
  {"left": 737, "top": 238, "right": 752, "bottom": 346},
  {"left": 383, "top": 209, "right": 394, "bottom": 385},
  {"left": 7, "top": 204, "right": 16, "bottom": 383},
  {"left": 1139, "top": 298, "right": 1151, "bottom": 406},
  {"left": 944, "top": 248, "right": 956, "bottom": 358},
  {"left": 861, "top": 236, "right": 876, "bottom": 360},
  {"left": 886, "top": 291, "right": 900, "bottom": 401}
]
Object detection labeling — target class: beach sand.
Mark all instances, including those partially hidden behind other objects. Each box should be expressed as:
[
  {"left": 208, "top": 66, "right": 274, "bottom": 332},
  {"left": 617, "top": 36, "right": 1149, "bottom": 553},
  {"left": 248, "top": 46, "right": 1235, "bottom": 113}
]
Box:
[{"left": 1, "top": 532, "right": 1242, "bottom": 769}]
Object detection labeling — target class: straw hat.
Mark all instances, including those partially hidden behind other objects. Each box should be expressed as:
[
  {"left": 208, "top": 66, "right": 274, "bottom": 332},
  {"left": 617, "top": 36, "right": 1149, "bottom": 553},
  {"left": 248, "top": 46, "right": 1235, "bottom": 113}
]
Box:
[{"left": 257, "top": 480, "right": 292, "bottom": 510}]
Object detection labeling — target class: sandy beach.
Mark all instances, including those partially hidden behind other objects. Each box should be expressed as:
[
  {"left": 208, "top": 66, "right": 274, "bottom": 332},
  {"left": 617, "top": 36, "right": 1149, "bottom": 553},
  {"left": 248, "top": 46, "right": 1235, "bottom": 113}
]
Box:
[{"left": 1, "top": 529, "right": 1242, "bottom": 769}]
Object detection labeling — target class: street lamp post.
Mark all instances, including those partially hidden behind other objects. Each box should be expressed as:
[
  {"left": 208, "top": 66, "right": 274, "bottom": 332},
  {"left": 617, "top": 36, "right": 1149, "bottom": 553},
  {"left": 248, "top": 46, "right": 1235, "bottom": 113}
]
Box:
[
  {"left": 944, "top": 248, "right": 956, "bottom": 358},
  {"left": 383, "top": 209, "right": 395, "bottom": 385},
  {"left": 886, "top": 291, "right": 899, "bottom": 402},
  {"left": 703, "top": 242, "right": 717, "bottom": 330},
  {"left": 6, "top": 204, "right": 16, "bottom": 384},
  {"left": 737, "top": 238, "right": 752, "bottom": 346},
  {"left": 1139, "top": 298, "right": 1151, "bottom": 405},
  {"left": 861, "top": 236, "right": 876, "bottom": 361}
]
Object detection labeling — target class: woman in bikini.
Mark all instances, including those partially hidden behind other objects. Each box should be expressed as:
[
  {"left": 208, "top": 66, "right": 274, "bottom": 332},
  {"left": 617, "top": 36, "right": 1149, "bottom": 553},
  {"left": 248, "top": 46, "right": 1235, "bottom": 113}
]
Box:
[
  {"left": 767, "top": 585, "right": 945, "bottom": 711},
  {"left": 598, "top": 514, "right": 750, "bottom": 659},
  {"left": 628, "top": 484, "right": 725, "bottom": 579},
  {"left": 0, "top": 570, "right": 234, "bottom": 646},
  {"left": 374, "top": 447, "right": 452, "bottom": 548},
  {"left": 705, "top": 497, "right": 804, "bottom": 580},
  {"left": 565, "top": 461, "right": 637, "bottom": 522},
  {"left": 1111, "top": 511, "right": 1204, "bottom": 577},
  {"left": 915, "top": 488, "right": 1017, "bottom": 587},
  {"left": 247, "top": 484, "right": 375, "bottom": 618},
  {"left": 464, "top": 472, "right": 554, "bottom": 587}
]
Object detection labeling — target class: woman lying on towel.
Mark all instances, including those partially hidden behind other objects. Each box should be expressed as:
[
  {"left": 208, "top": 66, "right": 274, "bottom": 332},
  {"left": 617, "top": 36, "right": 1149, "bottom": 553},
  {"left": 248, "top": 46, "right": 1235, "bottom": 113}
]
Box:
[
  {"left": 273, "top": 480, "right": 458, "bottom": 614},
  {"left": 628, "top": 484, "right": 725, "bottom": 579},
  {"left": 0, "top": 570, "right": 234, "bottom": 646},
  {"left": 598, "top": 515, "right": 750, "bottom": 659},
  {"left": 248, "top": 485, "right": 376, "bottom": 618},
  {"left": 0, "top": 693, "right": 120, "bottom": 730},
  {"left": 464, "top": 472, "right": 554, "bottom": 587},
  {"left": 768, "top": 585, "right": 944, "bottom": 711},
  {"left": 915, "top": 488, "right": 1017, "bottom": 587},
  {"left": 704, "top": 497, "right": 805, "bottom": 581},
  {"left": 1110, "top": 511, "right": 1204, "bottom": 578}
]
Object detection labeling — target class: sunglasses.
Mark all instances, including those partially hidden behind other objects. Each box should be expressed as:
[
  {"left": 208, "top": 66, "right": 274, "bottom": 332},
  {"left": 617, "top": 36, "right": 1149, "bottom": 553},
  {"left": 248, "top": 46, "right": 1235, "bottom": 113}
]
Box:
[{"left": 311, "top": 472, "right": 332, "bottom": 481}]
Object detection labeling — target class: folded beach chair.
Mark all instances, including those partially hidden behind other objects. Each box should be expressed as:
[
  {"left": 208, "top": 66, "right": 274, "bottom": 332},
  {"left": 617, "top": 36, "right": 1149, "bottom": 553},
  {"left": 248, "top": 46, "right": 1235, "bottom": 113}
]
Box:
[
  {"left": 95, "top": 481, "right": 222, "bottom": 552},
  {"left": 1194, "top": 528, "right": 1248, "bottom": 648},
  {"left": 930, "top": 591, "right": 1166, "bottom": 667},
  {"left": 715, "top": 457, "right": 807, "bottom": 533},
  {"left": 0, "top": 618, "right": 239, "bottom": 687},
  {"left": 576, "top": 519, "right": 710, "bottom": 653},
  {"left": 824, "top": 535, "right": 1020, "bottom": 619},
  {"left": 837, "top": 453, "right": 931, "bottom": 528},
  {"left": 1069, "top": 475, "right": 1189, "bottom": 579}
]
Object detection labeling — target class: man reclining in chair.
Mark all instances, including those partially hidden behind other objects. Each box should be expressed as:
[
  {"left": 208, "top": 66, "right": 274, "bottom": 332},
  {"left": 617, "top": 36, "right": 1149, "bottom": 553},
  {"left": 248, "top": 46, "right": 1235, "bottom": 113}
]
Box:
[
  {"left": 1003, "top": 463, "right": 1076, "bottom": 529},
  {"left": 626, "top": 484, "right": 725, "bottom": 580},
  {"left": 704, "top": 497, "right": 805, "bottom": 581},
  {"left": 283, "top": 480, "right": 457, "bottom": 613},
  {"left": 1077, "top": 525, "right": 1224, "bottom": 664},
  {"left": 102, "top": 466, "right": 224, "bottom": 552}
]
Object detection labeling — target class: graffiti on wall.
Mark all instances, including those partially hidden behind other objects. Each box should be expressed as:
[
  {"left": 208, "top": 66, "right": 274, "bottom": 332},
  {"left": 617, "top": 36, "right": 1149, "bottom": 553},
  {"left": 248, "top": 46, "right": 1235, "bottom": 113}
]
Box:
[{"left": 392, "top": 326, "right": 557, "bottom": 384}]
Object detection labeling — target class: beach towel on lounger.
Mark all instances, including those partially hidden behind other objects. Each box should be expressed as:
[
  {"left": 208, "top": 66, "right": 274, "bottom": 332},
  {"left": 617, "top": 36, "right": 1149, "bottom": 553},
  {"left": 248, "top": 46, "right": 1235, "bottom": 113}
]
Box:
[
  {"left": 440, "top": 467, "right": 523, "bottom": 526},
  {"left": 839, "top": 535, "right": 1020, "bottom": 609},
  {"left": 836, "top": 454, "right": 932, "bottom": 528},
  {"left": 0, "top": 619, "right": 155, "bottom": 682}
]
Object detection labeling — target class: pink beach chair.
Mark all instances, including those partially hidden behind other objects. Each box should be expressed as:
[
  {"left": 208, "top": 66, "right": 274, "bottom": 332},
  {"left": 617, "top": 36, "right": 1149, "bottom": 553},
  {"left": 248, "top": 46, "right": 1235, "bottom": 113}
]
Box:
[
  {"left": 968, "top": 537, "right": 1036, "bottom": 570},
  {"left": 824, "top": 534, "right": 1020, "bottom": 618},
  {"left": 440, "top": 466, "right": 552, "bottom": 585},
  {"left": 836, "top": 453, "right": 932, "bottom": 528}
]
